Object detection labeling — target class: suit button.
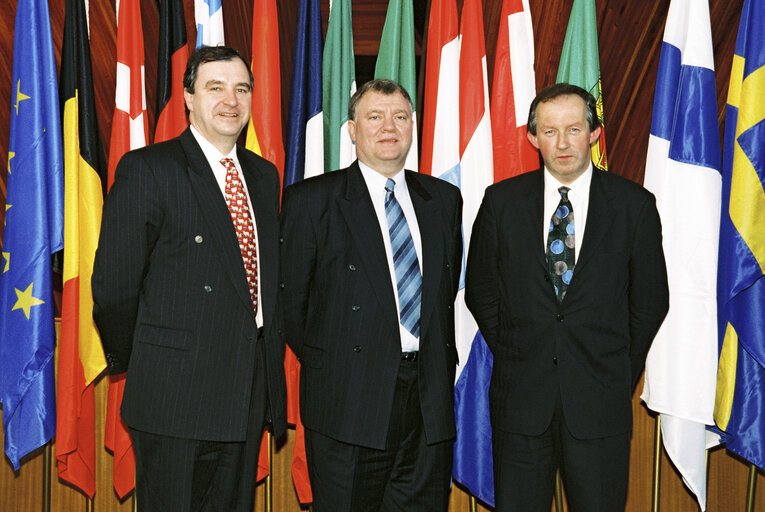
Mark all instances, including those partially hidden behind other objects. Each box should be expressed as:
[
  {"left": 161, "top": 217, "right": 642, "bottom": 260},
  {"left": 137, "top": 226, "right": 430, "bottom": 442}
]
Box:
[
  {"left": 556, "top": 314, "right": 564, "bottom": 322},
  {"left": 348, "top": 264, "right": 356, "bottom": 271},
  {"left": 544, "top": 274, "right": 550, "bottom": 282},
  {"left": 353, "top": 345, "right": 362, "bottom": 352},
  {"left": 204, "top": 285, "right": 212, "bottom": 293},
  {"left": 279, "top": 237, "right": 284, "bottom": 244},
  {"left": 351, "top": 305, "right": 360, "bottom": 312},
  {"left": 446, "top": 263, "right": 451, "bottom": 269},
  {"left": 248, "top": 335, "right": 254, "bottom": 342},
  {"left": 279, "top": 282, "right": 285, "bottom": 289},
  {"left": 553, "top": 356, "right": 558, "bottom": 365},
  {"left": 446, "top": 343, "right": 452, "bottom": 348},
  {"left": 194, "top": 235, "right": 203, "bottom": 243}
]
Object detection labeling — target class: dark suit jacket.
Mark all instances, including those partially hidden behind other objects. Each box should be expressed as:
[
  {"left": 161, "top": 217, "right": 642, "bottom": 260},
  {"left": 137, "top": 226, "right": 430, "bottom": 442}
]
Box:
[
  {"left": 279, "top": 162, "right": 462, "bottom": 450},
  {"left": 92, "top": 128, "right": 286, "bottom": 442},
  {"left": 465, "top": 168, "right": 668, "bottom": 439}
]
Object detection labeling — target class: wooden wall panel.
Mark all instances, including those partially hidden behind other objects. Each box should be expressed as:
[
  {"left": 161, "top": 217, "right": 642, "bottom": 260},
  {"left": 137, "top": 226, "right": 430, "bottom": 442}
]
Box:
[{"left": 2, "top": 1, "right": 764, "bottom": 511}]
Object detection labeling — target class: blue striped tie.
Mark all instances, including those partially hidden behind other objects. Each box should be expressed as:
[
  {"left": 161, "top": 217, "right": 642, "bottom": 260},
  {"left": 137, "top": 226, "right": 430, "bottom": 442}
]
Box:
[{"left": 384, "top": 178, "right": 422, "bottom": 338}]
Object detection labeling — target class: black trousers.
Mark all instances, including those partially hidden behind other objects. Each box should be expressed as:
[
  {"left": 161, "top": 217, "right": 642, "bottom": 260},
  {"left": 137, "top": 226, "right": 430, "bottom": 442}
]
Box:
[
  {"left": 129, "top": 342, "right": 268, "bottom": 512},
  {"left": 306, "top": 357, "right": 453, "bottom": 512},
  {"left": 493, "top": 393, "right": 631, "bottom": 512}
]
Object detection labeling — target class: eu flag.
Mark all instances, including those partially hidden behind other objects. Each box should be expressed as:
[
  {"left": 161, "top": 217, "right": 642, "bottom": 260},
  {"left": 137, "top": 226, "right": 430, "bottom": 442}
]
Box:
[{"left": 0, "top": 0, "right": 64, "bottom": 470}]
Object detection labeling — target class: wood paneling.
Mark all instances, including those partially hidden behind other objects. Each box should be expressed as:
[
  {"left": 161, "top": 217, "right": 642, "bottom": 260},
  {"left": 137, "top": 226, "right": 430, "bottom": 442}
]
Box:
[{"left": 2, "top": 1, "right": 763, "bottom": 511}]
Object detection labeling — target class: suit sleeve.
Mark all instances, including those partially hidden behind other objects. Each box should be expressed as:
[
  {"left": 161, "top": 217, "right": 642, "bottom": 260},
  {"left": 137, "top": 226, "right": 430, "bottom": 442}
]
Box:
[
  {"left": 465, "top": 188, "right": 501, "bottom": 352},
  {"left": 92, "top": 151, "right": 162, "bottom": 374},
  {"left": 628, "top": 193, "right": 669, "bottom": 388},
  {"left": 451, "top": 191, "right": 464, "bottom": 298},
  {"left": 279, "top": 184, "right": 317, "bottom": 359}
]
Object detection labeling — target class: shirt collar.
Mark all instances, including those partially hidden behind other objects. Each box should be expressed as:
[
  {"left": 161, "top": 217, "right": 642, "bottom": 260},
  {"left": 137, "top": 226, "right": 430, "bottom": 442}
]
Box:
[
  {"left": 358, "top": 160, "right": 406, "bottom": 192},
  {"left": 543, "top": 162, "right": 593, "bottom": 197},
  {"left": 189, "top": 125, "right": 239, "bottom": 168}
]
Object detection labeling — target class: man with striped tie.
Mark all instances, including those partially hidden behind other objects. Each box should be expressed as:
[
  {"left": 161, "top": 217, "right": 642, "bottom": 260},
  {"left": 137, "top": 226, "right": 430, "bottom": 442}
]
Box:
[{"left": 280, "top": 79, "right": 463, "bottom": 511}]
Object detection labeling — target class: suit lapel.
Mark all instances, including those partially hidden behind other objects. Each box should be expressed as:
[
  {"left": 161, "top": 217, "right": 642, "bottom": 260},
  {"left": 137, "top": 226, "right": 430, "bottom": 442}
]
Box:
[
  {"left": 239, "top": 149, "right": 277, "bottom": 328},
  {"left": 337, "top": 163, "right": 399, "bottom": 326},
  {"left": 180, "top": 130, "right": 254, "bottom": 317},
  {"left": 572, "top": 169, "right": 616, "bottom": 277},
  {"left": 407, "top": 172, "right": 442, "bottom": 333},
  {"left": 524, "top": 170, "right": 547, "bottom": 270}
]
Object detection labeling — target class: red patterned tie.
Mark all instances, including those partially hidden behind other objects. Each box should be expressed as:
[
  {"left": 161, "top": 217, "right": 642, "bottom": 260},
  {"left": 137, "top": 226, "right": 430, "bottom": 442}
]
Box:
[{"left": 221, "top": 158, "right": 258, "bottom": 314}]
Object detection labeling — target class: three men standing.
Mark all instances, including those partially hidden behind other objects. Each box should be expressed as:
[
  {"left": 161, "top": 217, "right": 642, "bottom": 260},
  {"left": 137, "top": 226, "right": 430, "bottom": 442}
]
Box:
[
  {"left": 466, "top": 83, "right": 669, "bottom": 510},
  {"left": 279, "top": 79, "right": 463, "bottom": 510},
  {"left": 93, "top": 46, "right": 286, "bottom": 512}
]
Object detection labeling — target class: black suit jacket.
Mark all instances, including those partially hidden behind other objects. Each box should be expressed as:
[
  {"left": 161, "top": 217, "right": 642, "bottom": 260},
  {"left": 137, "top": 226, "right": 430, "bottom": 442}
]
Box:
[
  {"left": 465, "top": 168, "right": 668, "bottom": 439},
  {"left": 93, "top": 128, "right": 286, "bottom": 442},
  {"left": 279, "top": 162, "right": 462, "bottom": 449}
]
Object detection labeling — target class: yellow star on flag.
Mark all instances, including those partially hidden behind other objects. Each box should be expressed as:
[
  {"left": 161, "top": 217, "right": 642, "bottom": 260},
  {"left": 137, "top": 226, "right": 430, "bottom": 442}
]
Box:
[
  {"left": 7, "top": 151, "right": 13, "bottom": 175},
  {"left": 2, "top": 252, "right": 9, "bottom": 273},
  {"left": 12, "top": 282, "right": 45, "bottom": 320},
  {"left": 15, "top": 79, "right": 30, "bottom": 115}
]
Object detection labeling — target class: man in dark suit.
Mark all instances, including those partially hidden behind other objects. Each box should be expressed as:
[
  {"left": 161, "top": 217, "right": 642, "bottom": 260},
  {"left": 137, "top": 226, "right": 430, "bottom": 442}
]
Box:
[
  {"left": 92, "top": 46, "right": 286, "bottom": 512},
  {"left": 465, "top": 83, "right": 669, "bottom": 511},
  {"left": 280, "top": 79, "right": 462, "bottom": 511}
]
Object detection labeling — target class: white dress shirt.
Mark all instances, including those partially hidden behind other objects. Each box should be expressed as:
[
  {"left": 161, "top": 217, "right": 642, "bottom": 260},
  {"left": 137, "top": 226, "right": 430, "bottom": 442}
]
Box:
[
  {"left": 542, "top": 163, "right": 593, "bottom": 263},
  {"left": 359, "top": 161, "right": 423, "bottom": 352},
  {"left": 190, "top": 125, "right": 263, "bottom": 328}
]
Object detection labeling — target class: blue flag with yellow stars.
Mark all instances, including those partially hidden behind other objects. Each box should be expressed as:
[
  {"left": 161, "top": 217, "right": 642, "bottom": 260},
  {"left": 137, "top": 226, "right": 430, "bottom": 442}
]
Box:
[{"left": 0, "top": 0, "right": 64, "bottom": 470}]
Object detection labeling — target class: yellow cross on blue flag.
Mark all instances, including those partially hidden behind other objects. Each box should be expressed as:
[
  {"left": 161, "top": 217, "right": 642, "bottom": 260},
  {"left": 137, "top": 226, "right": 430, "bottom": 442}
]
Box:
[{"left": 0, "top": 0, "right": 64, "bottom": 470}]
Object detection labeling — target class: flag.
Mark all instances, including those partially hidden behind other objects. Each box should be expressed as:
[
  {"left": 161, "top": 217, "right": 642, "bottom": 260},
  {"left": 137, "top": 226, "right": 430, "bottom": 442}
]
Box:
[
  {"left": 282, "top": 0, "right": 323, "bottom": 502},
  {"left": 374, "top": 0, "right": 418, "bottom": 170},
  {"left": 103, "top": 0, "right": 149, "bottom": 498},
  {"left": 246, "top": 0, "right": 285, "bottom": 186},
  {"left": 322, "top": 0, "right": 356, "bottom": 172},
  {"left": 452, "top": 0, "right": 496, "bottom": 505},
  {"left": 56, "top": 0, "right": 108, "bottom": 498},
  {"left": 0, "top": 0, "right": 63, "bottom": 470},
  {"left": 714, "top": 0, "right": 765, "bottom": 470},
  {"left": 155, "top": 0, "right": 189, "bottom": 143},
  {"left": 284, "top": 0, "right": 323, "bottom": 185},
  {"left": 420, "top": 0, "right": 459, "bottom": 178},
  {"left": 640, "top": 0, "right": 721, "bottom": 508},
  {"left": 491, "top": 0, "right": 537, "bottom": 181},
  {"left": 556, "top": 0, "right": 607, "bottom": 170},
  {"left": 194, "top": 0, "right": 224, "bottom": 48}
]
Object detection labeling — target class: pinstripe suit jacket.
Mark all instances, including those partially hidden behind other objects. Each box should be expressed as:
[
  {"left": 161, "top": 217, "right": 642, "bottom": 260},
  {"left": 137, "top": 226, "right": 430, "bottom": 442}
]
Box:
[
  {"left": 93, "top": 128, "right": 286, "bottom": 442},
  {"left": 465, "top": 168, "right": 668, "bottom": 439},
  {"left": 279, "top": 162, "right": 462, "bottom": 449}
]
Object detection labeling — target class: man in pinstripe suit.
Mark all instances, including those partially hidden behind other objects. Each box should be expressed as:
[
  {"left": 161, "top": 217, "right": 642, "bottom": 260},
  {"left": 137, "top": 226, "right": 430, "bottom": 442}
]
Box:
[
  {"left": 280, "top": 79, "right": 463, "bottom": 511},
  {"left": 93, "top": 46, "right": 286, "bottom": 512}
]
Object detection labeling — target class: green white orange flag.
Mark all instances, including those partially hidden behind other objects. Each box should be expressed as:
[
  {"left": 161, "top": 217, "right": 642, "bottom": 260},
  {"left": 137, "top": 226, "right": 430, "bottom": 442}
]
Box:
[
  {"left": 374, "top": 0, "right": 417, "bottom": 170},
  {"left": 556, "top": 0, "right": 607, "bottom": 170},
  {"left": 56, "top": 0, "right": 108, "bottom": 498},
  {"left": 322, "top": 0, "right": 356, "bottom": 172}
]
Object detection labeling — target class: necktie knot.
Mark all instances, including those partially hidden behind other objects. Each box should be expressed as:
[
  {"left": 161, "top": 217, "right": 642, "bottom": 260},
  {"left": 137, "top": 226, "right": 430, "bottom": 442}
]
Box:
[
  {"left": 385, "top": 178, "right": 396, "bottom": 195},
  {"left": 558, "top": 186, "right": 570, "bottom": 200}
]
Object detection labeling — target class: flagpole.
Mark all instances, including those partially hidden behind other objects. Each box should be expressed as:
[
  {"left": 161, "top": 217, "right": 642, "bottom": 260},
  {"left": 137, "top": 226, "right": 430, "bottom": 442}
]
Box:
[
  {"left": 43, "top": 444, "right": 52, "bottom": 512},
  {"left": 746, "top": 463, "right": 757, "bottom": 512},
  {"left": 265, "top": 432, "right": 273, "bottom": 512},
  {"left": 652, "top": 414, "right": 662, "bottom": 512},
  {"left": 554, "top": 470, "right": 564, "bottom": 510},
  {"left": 86, "top": 498, "right": 93, "bottom": 512},
  {"left": 469, "top": 495, "right": 477, "bottom": 512}
]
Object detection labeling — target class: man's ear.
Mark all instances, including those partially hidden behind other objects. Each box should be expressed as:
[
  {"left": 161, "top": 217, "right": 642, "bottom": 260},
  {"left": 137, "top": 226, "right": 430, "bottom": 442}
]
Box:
[
  {"left": 589, "top": 126, "right": 602, "bottom": 145},
  {"left": 527, "top": 131, "right": 540, "bottom": 150},
  {"left": 348, "top": 119, "right": 357, "bottom": 144},
  {"left": 183, "top": 90, "right": 194, "bottom": 113}
]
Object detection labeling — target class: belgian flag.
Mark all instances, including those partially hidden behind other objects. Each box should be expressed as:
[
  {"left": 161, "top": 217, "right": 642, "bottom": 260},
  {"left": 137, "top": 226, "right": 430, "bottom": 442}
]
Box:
[
  {"left": 55, "top": 0, "right": 107, "bottom": 499},
  {"left": 155, "top": 0, "right": 189, "bottom": 142}
]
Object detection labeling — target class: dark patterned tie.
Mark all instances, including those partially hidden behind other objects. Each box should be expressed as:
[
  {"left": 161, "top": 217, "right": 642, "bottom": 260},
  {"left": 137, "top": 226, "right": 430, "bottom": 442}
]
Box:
[
  {"left": 546, "top": 186, "right": 575, "bottom": 303},
  {"left": 384, "top": 178, "right": 422, "bottom": 338},
  {"left": 221, "top": 158, "right": 258, "bottom": 314}
]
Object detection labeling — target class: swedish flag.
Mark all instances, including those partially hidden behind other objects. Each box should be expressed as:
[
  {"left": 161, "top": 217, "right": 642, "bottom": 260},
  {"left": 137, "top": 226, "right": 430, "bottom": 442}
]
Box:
[
  {"left": 0, "top": 0, "right": 64, "bottom": 469},
  {"left": 714, "top": 0, "right": 765, "bottom": 469}
]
